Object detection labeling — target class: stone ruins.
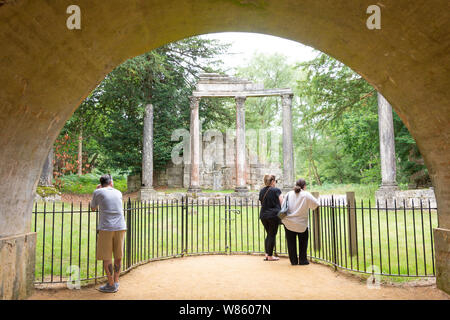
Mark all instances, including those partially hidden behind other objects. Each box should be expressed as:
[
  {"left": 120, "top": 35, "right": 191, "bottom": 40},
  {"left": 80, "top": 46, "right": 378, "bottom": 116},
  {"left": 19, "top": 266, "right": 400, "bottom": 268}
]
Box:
[
  {"left": 136, "top": 75, "right": 437, "bottom": 208},
  {"left": 138, "top": 73, "right": 295, "bottom": 199}
]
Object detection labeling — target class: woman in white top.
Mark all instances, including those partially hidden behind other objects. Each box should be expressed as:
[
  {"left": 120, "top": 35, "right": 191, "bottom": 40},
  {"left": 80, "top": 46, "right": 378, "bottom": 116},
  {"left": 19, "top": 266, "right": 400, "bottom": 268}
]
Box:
[{"left": 281, "top": 178, "right": 320, "bottom": 265}]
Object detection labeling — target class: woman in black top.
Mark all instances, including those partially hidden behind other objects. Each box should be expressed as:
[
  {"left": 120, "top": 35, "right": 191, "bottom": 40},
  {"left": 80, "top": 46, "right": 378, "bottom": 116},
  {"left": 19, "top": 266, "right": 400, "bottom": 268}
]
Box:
[{"left": 259, "top": 174, "right": 283, "bottom": 261}]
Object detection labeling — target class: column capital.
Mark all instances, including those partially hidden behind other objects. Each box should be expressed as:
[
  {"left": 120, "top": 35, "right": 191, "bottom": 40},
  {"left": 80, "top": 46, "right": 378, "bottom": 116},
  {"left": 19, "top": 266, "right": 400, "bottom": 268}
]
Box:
[
  {"left": 189, "top": 96, "right": 201, "bottom": 108},
  {"left": 281, "top": 93, "right": 294, "bottom": 99},
  {"left": 281, "top": 93, "right": 294, "bottom": 106},
  {"left": 235, "top": 95, "right": 247, "bottom": 105}
]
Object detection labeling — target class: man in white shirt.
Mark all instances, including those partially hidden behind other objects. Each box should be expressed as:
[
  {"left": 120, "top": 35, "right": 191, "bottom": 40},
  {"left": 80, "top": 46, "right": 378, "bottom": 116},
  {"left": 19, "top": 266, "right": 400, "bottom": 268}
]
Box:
[{"left": 91, "top": 174, "right": 127, "bottom": 293}]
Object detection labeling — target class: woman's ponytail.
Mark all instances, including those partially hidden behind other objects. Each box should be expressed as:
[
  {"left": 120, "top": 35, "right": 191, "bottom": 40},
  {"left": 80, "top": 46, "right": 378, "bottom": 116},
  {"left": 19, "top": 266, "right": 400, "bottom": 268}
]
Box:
[{"left": 294, "top": 178, "right": 306, "bottom": 193}]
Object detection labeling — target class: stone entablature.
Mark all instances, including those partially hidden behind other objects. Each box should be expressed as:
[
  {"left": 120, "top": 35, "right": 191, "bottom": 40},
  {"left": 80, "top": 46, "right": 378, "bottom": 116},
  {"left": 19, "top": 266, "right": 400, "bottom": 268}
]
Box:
[
  {"left": 193, "top": 89, "right": 294, "bottom": 98},
  {"left": 195, "top": 73, "right": 264, "bottom": 93}
]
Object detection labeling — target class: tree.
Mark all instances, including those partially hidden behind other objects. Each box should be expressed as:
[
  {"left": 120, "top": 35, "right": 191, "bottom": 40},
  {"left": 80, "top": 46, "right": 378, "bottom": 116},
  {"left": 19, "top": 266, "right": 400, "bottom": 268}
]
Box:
[
  {"left": 296, "top": 52, "right": 426, "bottom": 185},
  {"left": 57, "top": 36, "right": 232, "bottom": 176},
  {"left": 235, "top": 53, "right": 302, "bottom": 164},
  {"left": 235, "top": 53, "right": 300, "bottom": 130}
]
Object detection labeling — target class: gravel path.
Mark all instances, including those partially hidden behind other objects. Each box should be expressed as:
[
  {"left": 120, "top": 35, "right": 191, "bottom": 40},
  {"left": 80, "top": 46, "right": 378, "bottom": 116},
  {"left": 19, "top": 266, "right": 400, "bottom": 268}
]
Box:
[{"left": 30, "top": 255, "right": 449, "bottom": 300}]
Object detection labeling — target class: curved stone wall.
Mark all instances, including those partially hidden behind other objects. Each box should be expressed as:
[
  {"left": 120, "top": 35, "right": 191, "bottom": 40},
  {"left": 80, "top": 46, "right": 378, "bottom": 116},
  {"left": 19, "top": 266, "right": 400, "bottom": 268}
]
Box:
[{"left": 0, "top": 0, "right": 449, "bottom": 296}]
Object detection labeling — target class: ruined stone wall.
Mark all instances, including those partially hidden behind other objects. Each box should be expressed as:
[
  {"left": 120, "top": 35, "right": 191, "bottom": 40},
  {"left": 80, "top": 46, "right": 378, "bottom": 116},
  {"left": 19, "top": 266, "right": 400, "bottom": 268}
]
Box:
[
  {"left": 152, "top": 133, "right": 282, "bottom": 190},
  {"left": 375, "top": 188, "right": 437, "bottom": 208},
  {"left": 127, "top": 175, "right": 141, "bottom": 193}
]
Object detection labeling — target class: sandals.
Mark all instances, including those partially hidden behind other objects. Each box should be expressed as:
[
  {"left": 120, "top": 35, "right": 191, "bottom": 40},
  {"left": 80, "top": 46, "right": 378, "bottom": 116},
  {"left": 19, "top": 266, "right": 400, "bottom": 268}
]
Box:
[{"left": 264, "top": 257, "right": 280, "bottom": 261}]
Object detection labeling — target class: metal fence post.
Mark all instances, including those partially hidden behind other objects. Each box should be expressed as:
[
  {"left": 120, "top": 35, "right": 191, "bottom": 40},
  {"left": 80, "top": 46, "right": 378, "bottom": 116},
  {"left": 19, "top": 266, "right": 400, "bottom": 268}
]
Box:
[
  {"left": 126, "top": 198, "right": 132, "bottom": 269},
  {"left": 346, "top": 192, "right": 357, "bottom": 256},
  {"left": 312, "top": 192, "right": 321, "bottom": 252},
  {"left": 331, "top": 196, "right": 338, "bottom": 270},
  {"left": 181, "top": 196, "right": 184, "bottom": 256},
  {"left": 183, "top": 195, "right": 189, "bottom": 255},
  {"left": 224, "top": 196, "right": 230, "bottom": 253}
]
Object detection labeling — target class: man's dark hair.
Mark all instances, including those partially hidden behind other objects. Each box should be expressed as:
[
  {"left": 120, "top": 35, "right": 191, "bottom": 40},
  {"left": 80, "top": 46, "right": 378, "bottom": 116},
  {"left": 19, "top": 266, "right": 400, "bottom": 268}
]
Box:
[{"left": 100, "top": 174, "right": 112, "bottom": 187}]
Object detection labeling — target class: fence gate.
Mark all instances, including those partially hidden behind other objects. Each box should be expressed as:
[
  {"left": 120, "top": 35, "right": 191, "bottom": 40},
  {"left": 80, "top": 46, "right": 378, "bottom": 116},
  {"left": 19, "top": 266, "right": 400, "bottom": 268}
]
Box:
[
  {"left": 180, "top": 196, "right": 243, "bottom": 255},
  {"left": 224, "top": 196, "right": 242, "bottom": 254}
]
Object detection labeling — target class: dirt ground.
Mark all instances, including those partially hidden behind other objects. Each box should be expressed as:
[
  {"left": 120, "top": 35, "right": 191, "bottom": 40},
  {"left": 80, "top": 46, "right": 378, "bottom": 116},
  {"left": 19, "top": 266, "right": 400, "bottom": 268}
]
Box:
[{"left": 29, "top": 255, "right": 449, "bottom": 300}]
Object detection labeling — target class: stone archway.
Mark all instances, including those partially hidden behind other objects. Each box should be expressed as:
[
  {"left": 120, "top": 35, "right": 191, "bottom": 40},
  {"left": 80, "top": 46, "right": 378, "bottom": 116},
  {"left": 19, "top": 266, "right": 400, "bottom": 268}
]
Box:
[{"left": 0, "top": 0, "right": 449, "bottom": 298}]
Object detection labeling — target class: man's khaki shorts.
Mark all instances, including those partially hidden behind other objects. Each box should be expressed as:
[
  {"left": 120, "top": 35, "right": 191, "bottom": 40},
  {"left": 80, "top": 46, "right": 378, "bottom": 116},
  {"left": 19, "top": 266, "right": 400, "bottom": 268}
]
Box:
[{"left": 96, "top": 230, "right": 126, "bottom": 260}]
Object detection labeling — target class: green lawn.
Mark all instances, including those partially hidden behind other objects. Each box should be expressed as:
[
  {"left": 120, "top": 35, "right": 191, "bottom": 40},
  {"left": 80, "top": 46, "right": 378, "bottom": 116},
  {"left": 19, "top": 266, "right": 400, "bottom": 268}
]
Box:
[
  {"left": 57, "top": 173, "right": 128, "bottom": 194},
  {"left": 32, "top": 198, "right": 437, "bottom": 284},
  {"left": 308, "top": 183, "right": 409, "bottom": 202}
]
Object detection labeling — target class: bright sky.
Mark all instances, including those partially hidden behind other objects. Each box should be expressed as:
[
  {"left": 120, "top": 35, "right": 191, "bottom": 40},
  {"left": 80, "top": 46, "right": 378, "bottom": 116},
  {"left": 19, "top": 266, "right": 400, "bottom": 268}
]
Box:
[{"left": 200, "top": 32, "right": 319, "bottom": 74}]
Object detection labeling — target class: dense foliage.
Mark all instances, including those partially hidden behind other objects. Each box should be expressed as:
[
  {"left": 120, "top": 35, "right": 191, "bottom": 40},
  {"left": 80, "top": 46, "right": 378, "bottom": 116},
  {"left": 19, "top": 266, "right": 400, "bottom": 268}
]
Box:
[
  {"left": 56, "top": 37, "right": 232, "bottom": 176},
  {"left": 235, "top": 52, "right": 427, "bottom": 186},
  {"left": 54, "top": 39, "right": 427, "bottom": 190},
  {"left": 296, "top": 53, "right": 427, "bottom": 186}
]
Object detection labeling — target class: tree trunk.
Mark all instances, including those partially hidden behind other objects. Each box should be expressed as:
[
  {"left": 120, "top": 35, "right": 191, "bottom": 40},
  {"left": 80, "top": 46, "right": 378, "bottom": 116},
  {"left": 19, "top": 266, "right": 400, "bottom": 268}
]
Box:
[
  {"left": 77, "top": 129, "right": 83, "bottom": 176},
  {"left": 307, "top": 144, "right": 322, "bottom": 186},
  {"left": 88, "top": 153, "right": 98, "bottom": 171},
  {"left": 311, "top": 159, "right": 322, "bottom": 186}
]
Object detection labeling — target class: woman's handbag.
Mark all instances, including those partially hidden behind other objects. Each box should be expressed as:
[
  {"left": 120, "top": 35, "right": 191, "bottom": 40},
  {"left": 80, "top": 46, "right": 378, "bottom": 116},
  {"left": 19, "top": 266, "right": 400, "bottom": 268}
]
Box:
[{"left": 277, "top": 193, "right": 289, "bottom": 220}]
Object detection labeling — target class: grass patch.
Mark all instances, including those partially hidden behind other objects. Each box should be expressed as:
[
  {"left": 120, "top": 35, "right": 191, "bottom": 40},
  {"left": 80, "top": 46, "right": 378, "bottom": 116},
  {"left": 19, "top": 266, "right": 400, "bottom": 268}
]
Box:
[
  {"left": 309, "top": 183, "right": 407, "bottom": 202},
  {"left": 155, "top": 188, "right": 248, "bottom": 194},
  {"left": 58, "top": 173, "right": 127, "bottom": 194},
  {"left": 36, "top": 186, "right": 61, "bottom": 198}
]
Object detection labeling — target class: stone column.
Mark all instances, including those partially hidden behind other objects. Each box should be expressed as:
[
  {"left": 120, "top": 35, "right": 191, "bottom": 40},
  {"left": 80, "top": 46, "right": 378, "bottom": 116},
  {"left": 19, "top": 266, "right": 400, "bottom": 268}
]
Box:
[
  {"left": 282, "top": 93, "right": 295, "bottom": 191},
  {"left": 375, "top": 93, "right": 398, "bottom": 207},
  {"left": 234, "top": 96, "right": 248, "bottom": 193},
  {"left": 39, "top": 148, "right": 54, "bottom": 186},
  {"left": 188, "top": 96, "right": 201, "bottom": 193},
  {"left": 139, "top": 104, "right": 156, "bottom": 201}
]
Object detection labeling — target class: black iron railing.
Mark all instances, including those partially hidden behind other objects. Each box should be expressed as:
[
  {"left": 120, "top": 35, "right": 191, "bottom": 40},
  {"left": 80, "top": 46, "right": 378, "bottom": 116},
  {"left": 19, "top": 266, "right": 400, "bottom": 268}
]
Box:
[{"left": 31, "top": 196, "right": 438, "bottom": 284}]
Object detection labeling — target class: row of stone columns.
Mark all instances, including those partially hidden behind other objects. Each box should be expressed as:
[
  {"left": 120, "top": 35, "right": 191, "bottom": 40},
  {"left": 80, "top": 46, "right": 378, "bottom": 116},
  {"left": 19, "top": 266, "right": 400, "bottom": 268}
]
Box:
[
  {"left": 188, "top": 94, "right": 295, "bottom": 193},
  {"left": 141, "top": 93, "right": 396, "bottom": 196}
]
